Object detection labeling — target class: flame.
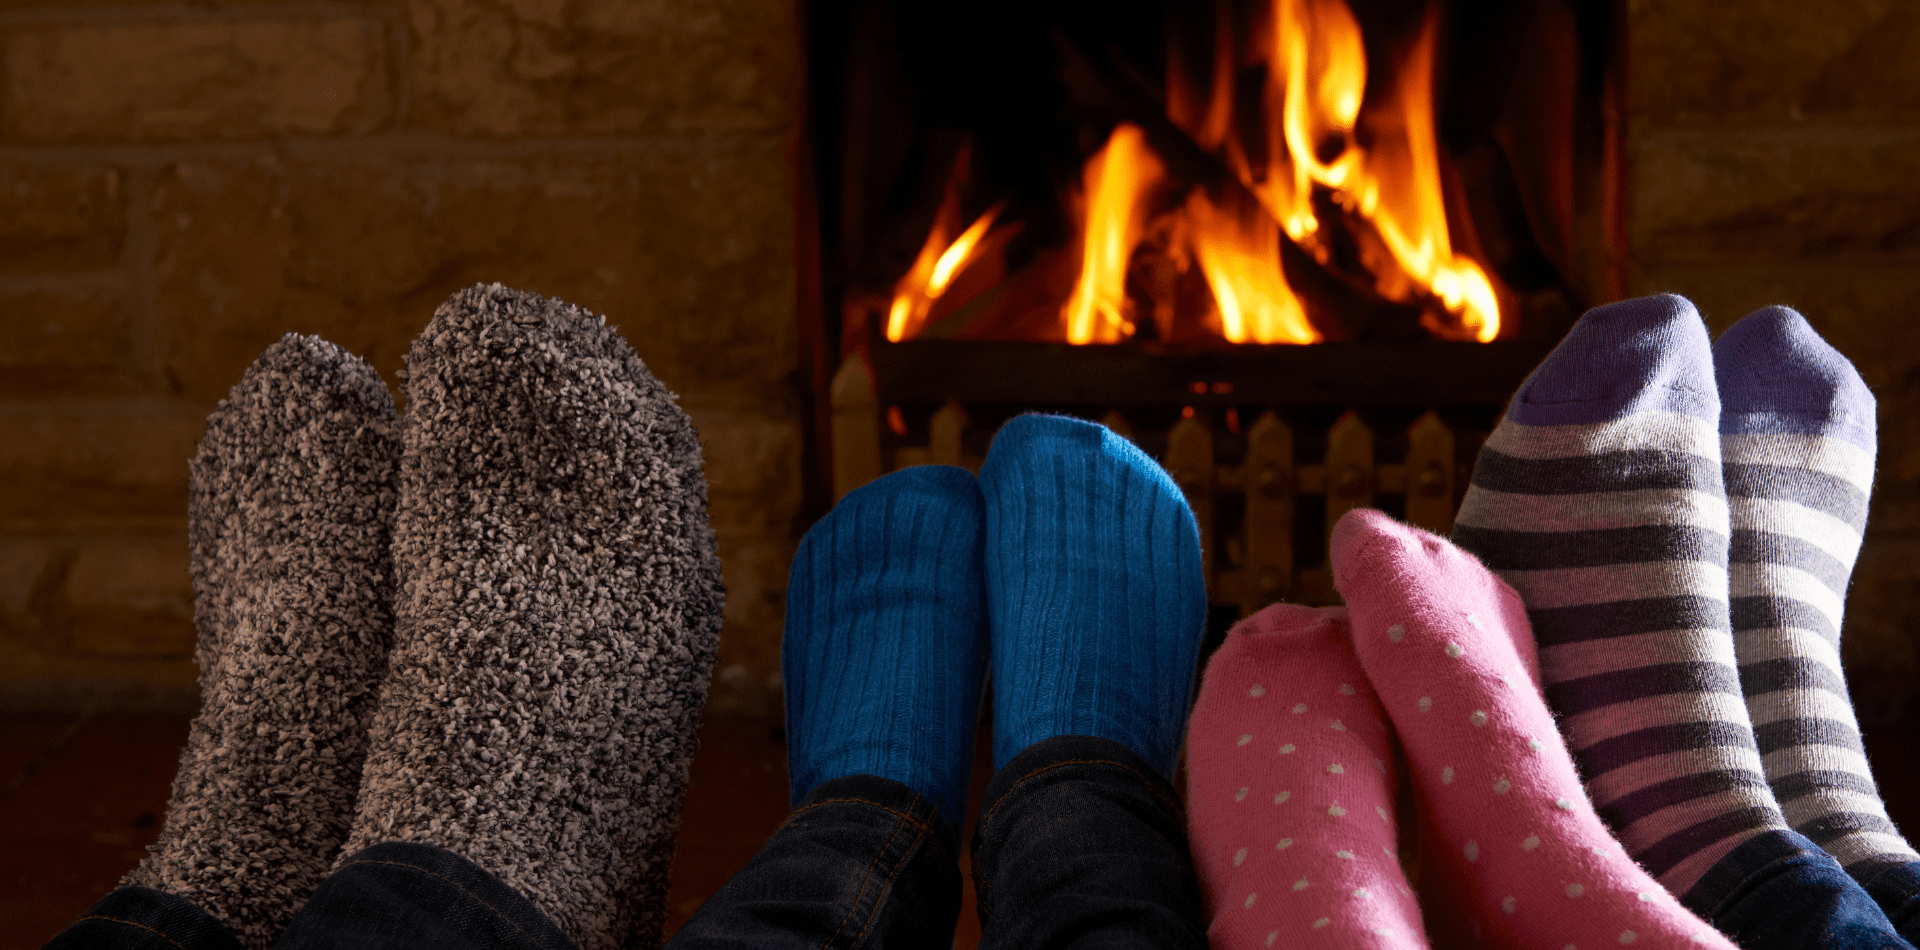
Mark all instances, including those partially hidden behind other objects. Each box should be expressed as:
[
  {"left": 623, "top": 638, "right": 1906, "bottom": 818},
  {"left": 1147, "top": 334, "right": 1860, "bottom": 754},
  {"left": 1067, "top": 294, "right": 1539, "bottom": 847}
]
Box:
[
  {"left": 1264, "top": 0, "right": 1368, "bottom": 242},
  {"left": 1259, "top": 0, "right": 1499, "bottom": 340},
  {"left": 1061, "top": 123, "right": 1165, "bottom": 344},
  {"left": 929, "top": 204, "right": 1000, "bottom": 297},
  {"left": 1167, "top": 0, "right": 1238, "bottom": 153},
  {"left": 886, "top": 184, "right": 1004, "bottom": 342},
  {"left": 1350, "top": 6, "right": 1499, "bottom": 341},
  {"left": 1187, "top": 189, "right": 1318, "bottom": 343},
  {"left": 891, "top": 0, "right": 1502, "bottom": 346}
]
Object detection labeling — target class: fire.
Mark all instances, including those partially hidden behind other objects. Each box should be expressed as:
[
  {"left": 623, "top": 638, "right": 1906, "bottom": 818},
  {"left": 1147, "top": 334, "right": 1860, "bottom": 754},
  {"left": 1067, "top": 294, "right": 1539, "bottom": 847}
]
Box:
[
  {"left": 886, "top": 165, "right": 1004, "bottom": 342},
  {"left": 1264, "top": 0, "right": 1368, "bottom": 242},
  {"left": 1258, "top": 0, "right": 1499, "bottom": 341},
  {"left": 1350, "top": 5, "right": 1500, "bottom": 341},
  {"left": 1186, "top": 188, "right": 1317, "bottom": 343},
  {"left": 1061, "top": 123, "right": 1164, "bottom": 344},
  {"left": 884, "top": 0, "right": 1501, "bottom": 345}
]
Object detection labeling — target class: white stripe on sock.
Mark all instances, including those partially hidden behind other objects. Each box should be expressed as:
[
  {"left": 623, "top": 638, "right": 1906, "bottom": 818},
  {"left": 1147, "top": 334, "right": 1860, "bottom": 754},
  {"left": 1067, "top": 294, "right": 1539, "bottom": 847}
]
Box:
[
  {"left": 1503, "top": 561, "right": 1730, "bottom": 611},
  {"left": 1721, "top": 432, "right": 1875, "bottom": 486},
  {"left": 1729, "top": 498, "right": 1864, "bottom": 565},
  {"left": 1461, "top": 487, "right": 1729, "bottom": 533},
  {"left": 1546, "top": 629, "right": 1755, "bottom": 681},
  {"left": 1484, "top": 413, "right": 1722, "bottom": 460}
]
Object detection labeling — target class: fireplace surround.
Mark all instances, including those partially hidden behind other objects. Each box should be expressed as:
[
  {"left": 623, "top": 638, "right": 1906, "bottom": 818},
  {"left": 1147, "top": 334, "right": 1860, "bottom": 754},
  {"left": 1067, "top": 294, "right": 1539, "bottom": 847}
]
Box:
[{"left": 801, "top": 0, "right": 1623, "bottom": 625}]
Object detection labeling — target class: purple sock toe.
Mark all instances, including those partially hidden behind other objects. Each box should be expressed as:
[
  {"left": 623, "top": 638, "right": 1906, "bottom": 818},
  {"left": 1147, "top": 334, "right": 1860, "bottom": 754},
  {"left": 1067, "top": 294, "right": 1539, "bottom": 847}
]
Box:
[
  {"left": 1507, "top": 293, "right": 1719, "bottom": 427},
  {"left": 1714, "top": 305, "right": 1876, "bottom": 450}
]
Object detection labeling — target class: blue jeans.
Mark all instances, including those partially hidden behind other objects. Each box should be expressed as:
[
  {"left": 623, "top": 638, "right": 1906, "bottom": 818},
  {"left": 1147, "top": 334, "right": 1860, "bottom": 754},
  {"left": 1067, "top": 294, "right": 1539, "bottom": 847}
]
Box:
[
  {"left": 44, "top": 735, "right": 1207, "bottom": 950},
  {"left": 1698, "top": 829, "right": 1918, "bottom": 950}
]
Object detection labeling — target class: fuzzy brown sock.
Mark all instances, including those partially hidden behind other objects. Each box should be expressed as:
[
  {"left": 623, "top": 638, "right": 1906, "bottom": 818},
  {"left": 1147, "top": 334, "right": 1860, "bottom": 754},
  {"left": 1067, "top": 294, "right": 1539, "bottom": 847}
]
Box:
[
  {"left": 340, "top": 284, "right": 726, "bottom": 950},
  {"left": 124, "top": 334, "right": 402, "bottom": 948}
]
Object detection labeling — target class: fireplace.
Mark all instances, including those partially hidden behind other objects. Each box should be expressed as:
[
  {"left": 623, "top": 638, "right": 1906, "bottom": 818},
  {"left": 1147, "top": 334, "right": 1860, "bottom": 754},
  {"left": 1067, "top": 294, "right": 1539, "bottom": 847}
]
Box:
[{"left": 801, "top": 0, "right": 1623, "bottom": 617}]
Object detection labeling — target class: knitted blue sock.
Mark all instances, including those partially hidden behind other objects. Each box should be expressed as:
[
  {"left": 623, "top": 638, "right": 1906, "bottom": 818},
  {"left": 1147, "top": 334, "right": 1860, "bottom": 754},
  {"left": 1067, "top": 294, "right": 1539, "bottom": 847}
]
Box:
[
  {"left": 1714, "top": 305, "right": 1920, "bottom": 939},
  {"left": 783, "top": 465, "right": 988, "bottom": 832},
  {"left": 978, "top": 414, "right": 1207, "bottom": 780}
]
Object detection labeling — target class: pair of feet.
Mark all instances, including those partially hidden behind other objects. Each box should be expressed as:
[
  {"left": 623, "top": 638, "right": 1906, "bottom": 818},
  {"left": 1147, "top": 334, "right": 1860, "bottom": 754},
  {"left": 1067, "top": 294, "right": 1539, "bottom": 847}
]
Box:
[
  {"left": 1193, "top": 510, "right": 1746, "bottom": 949},
  {"left": 782, "top": 413, "right": 1210, "bottom": 833},
  {"left": 1450, "top": 294, "right": 1917, "bottom": 930},
  {"left": 124, "top": 285, "right": 727, "bottom": 950},
  {"left": 1193, "top": 295, "right": 1917, "bottom": 950}
]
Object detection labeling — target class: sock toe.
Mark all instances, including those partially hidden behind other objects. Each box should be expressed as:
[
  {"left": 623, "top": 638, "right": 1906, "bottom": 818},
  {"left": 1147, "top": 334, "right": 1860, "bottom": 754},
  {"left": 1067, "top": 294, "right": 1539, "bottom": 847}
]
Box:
[
  {"left": 1508, "top": 292, "right": 1718, "bottom": 426},
  {"left": 980, "top": 413, "right": 1206, "bottom": 779},
  {"left": 1715, "top": 305, "right": 1876, "bottom": 447}
]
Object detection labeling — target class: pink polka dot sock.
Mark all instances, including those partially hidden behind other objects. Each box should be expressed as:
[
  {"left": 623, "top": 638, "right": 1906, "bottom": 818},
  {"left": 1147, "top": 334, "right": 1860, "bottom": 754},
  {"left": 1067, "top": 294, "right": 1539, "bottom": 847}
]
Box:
[
  {"left": 1187, "top": 602, "right": 1428, "bottom": 949},
  {"left": 1331, "top": 508, "right": 1738, "bottom": 950}
]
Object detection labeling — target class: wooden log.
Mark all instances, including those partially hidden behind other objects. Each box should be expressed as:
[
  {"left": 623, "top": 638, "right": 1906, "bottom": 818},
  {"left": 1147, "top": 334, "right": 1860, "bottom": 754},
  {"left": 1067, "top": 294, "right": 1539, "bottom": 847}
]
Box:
[{"left": 1242, "top": 412, "right": 1296, "bottom": 615}]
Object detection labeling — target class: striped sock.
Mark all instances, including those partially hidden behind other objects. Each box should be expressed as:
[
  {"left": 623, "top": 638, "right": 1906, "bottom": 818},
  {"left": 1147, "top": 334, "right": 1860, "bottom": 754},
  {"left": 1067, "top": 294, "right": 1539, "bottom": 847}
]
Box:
[
  {"left": 1450, "top": 294, "right": 1797, "bottom": 912},
  {"left": 1715, "top": 305, "right": 1920, "bottom": 933}
]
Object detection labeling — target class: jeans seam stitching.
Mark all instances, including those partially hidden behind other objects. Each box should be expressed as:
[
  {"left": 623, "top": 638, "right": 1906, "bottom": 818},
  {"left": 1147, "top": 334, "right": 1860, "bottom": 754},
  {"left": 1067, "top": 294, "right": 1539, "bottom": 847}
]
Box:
[
  {"left": 787, "top": 797, "right": 954, "bottom": 862},
  {"left": 340, "top": 857, "right": 554, "bottom": 949},
  {"left": 979, "top": 757, "right": 1181, "bottom": 828},
  {"left": 75, "top": 915, "right": 194, "bottom": 950},
  {"left": 825, "top": 808, "right": 914, "bottom": 950}
]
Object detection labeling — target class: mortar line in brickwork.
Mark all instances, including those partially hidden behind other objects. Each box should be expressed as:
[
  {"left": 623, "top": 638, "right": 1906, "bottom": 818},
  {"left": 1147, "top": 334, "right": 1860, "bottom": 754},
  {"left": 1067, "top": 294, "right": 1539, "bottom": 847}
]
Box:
[
  {"left": 1635, "top": 122, "right": 1920, "bottom": 145},
  {"left": 0, "top": 518, "right": 189, "bottom": 535},
  {"left": 0, "top": 130, "right": 792, "bottom": 167},
  {"left": 0, "top": 1, "right": 401, "bottom": 28}
]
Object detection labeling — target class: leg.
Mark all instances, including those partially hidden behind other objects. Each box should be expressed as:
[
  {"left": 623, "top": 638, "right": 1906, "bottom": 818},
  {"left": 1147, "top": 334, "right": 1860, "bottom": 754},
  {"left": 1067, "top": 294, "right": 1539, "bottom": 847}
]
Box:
[
  {"left": 974, "top": 413, "right": 1210, "bottom": 949},
  {"left": 1713, "top": 306, "right": 1920, "bottom": 938},
  {"left": 47, "top": 335, "right": 402, "bottom": 950},
  {"left": 336, "top": 284, "right": 725, "bottom": 950},
  {"left": 1334, "top": 509, "right": 1735, "bottom": 949},
  {"left": 1450, "top": 295, "right": 1911, "bottom": 947},
  {"left": 667, "top": 465, "right": 986, "bottom": 950},
  {"left": 1185, "top": 604, "right": 1427, "bottom": 948},
  {"left": 972, "top": 735, "right": 1205, "bottom": 950}
]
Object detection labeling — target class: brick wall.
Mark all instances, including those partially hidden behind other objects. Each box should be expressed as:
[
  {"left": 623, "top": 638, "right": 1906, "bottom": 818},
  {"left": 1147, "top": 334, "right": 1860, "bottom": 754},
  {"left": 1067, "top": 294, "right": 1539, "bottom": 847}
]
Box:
[
  {"left": 6, "top": 1, "right": 1918, "bottom": 727},
  {"left": 0, "top": 0, "right": 805, "bottom": 714},
  {"left": 1628, "top": 0, "right": 1920, "bottom": 723}
]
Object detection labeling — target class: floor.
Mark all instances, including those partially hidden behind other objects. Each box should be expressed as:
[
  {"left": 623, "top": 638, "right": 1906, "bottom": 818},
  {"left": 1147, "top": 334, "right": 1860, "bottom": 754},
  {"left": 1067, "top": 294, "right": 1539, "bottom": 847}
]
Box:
[
  {"left": 0, "top": 712, "right": 1000, "bottom": 950},
  {"left": 2, "top": 712, "right": 1916, "bottom": 950}
]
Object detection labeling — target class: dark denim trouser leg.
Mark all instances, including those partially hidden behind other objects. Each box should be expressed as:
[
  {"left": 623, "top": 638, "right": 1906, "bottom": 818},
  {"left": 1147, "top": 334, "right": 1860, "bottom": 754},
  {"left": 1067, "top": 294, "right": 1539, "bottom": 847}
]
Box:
[
  {"left": 971, "top": 735, "right": 1208, "bottom": 950},
  {"left": 44, "top": 842, "right": 576, "bottom": 950},
  {"left": 665, "top": 774, "right": 963, "bottom": 950},
  {"left": 1698, "top": 830, "right": 1917, "bottom": 950},
  {"left": 44, "top": 887, "right": 246, "bottom": 950},
  {"left": 1864, "top": 861, "right": 1920, "bottom": 942}
]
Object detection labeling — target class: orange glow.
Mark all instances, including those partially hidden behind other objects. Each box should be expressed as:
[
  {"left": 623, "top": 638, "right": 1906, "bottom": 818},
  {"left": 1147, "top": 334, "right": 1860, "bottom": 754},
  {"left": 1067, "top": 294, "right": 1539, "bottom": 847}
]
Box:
[
  {"left": 1062, "top": 123, "right": 1165, "bottom": 344},
  {"left": 930, "top": 203, "right": 1002, "bottom": 298},
  {"left": 1264, "top": 0, "right": 1368, "bottom": 243},
  {"left": 890, "top": 0, "right": 1502, "bottom": 345},
  {"left": 1186, "top": 188, "right": 1319, "bottom": 343},
  {"left": 1258, "top": 0, "right": 1498, "bottom": 340},
  {"left": 886, "top": 175, "right": 1005, "bottom": 341},
  {"left": 1350, "top": 6, "right": 1499, "bottom": 341},
  {"left": 886, "top": 184, "right": 959, "bottom": 342}
]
